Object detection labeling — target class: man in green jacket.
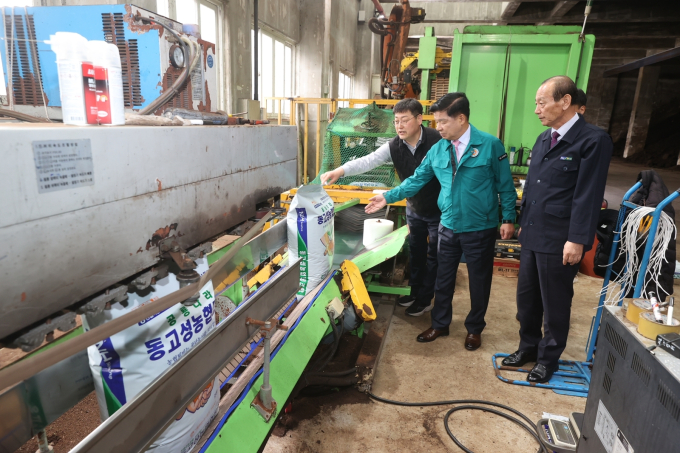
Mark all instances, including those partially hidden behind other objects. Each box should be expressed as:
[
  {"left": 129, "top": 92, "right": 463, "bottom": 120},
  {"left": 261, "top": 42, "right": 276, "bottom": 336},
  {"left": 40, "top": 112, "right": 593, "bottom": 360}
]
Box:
[{"left": 366, "top": 93, "right": 517, "bottom": 349}]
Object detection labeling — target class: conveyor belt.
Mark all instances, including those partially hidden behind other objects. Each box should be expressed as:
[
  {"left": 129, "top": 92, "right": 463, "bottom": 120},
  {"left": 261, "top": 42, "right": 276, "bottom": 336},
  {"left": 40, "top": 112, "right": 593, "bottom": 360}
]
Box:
[{"left": 0, "top": 213, "right": 273, "bottom": 393}]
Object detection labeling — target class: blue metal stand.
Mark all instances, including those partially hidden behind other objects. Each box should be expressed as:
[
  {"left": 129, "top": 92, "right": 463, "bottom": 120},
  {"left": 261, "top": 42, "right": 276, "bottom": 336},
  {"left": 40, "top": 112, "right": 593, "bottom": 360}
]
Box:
[
  {"left": 493, "top": 182, "right": 679, "bottom": 397},
  {"left": 586, "top": 184, "right": 680, "bottom": 362},
  {"left": 492, "top": 354, "right": 591, "bottom": 397}
]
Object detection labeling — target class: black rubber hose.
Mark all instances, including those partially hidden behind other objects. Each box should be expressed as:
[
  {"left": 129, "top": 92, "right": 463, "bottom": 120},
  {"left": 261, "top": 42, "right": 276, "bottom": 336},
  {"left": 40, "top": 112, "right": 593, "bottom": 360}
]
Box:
[
  {"left": 312, "top": 315, "right": 345, "bottom": 373},
  {"left": 368, "top": 392, "right": 548, "bottom": 453},
  {"left": 138, "top": 19, "right": 190, "bottom": 115},
  {"left": 444, "top": 405, "right": 544, "bottom": 453},
  {"left": 368, "top": 17, "right": 390, "bottom": 36},
  {"left": 0, "top": 108, "right": 51, "bottom": 123}
]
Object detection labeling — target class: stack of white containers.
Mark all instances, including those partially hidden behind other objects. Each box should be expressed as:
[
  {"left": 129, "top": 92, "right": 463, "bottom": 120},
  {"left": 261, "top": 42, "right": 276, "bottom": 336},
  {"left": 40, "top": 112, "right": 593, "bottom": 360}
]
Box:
[{"left": 48, "top": 32, "right": 125, "bottom": 125}]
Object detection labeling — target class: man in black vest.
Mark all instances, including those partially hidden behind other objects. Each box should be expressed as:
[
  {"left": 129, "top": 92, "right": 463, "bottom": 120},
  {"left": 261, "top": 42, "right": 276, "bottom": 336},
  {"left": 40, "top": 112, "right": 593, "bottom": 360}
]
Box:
[
  {"left": 503, "top": 76, "right": 612, "bottom": 383},
  {"left": 320, "top": 98, "right": 442, "bottom": 316}
]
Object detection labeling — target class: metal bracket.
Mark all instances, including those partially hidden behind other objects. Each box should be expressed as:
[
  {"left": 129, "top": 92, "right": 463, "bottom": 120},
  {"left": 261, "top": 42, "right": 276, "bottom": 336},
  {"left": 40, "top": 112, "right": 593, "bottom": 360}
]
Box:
[
  {"left": 11, "top": 312, "right": 78, "bottom": 352},
  {"left": 187, "top": 242, "right": 213, "bottom": 260},
  {"left": 246, "top": 317, "right": 289, "bottom": 422},
  {"left": 158, "top": 237, "right": 197, "bottom": 271},
  {"left": 76, "top": 286, "right": 129, "bottom": 316},
  {"left": 159, "top": 237, "right": 202, "bottom": 305},
  {"left": 129, "top": 265, "right": 169, "bottom": 292}
]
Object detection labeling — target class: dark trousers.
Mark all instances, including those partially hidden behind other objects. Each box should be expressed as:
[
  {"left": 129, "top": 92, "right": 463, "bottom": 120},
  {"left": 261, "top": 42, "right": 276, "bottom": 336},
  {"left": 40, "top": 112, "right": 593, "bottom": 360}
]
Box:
[
  {"left": 431, "top": 225, "right": 496, "bottom": 334},
  {"left": 516, "top": 248, "right": 580, "bottom": 367},
  {"left": 406, "top": 209, "right": 440, "bottom": 306}
]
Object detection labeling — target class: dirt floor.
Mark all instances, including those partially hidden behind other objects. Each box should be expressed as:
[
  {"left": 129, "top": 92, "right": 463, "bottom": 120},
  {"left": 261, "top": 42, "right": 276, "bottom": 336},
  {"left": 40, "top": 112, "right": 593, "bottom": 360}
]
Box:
[
  {"left": 264, "top": 267, "right": 606, "bottom": 453},
  {"left": 16, "top": 392, "right": 101, "bottom": 453}
]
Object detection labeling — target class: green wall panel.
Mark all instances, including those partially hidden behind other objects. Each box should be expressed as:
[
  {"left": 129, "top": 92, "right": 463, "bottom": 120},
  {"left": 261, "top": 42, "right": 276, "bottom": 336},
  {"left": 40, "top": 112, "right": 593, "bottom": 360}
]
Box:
[
  {"left": 457, "top": 44, "right": 507, "bottom": 137},
  {"left": 503, "top": 43, "right": 571, "bottom": 153},
  {"left": 447, "top": 26, "right": 594, "bottom": 159}
]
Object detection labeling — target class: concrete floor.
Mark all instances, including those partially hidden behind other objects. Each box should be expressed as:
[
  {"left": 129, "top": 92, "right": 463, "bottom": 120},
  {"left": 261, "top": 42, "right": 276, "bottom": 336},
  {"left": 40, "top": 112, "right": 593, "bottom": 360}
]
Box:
[
  {"left": 264, "top": 157, "right": 679, "bottom": 452},
  {"left": 265, "top": 268, "right": 604, "bottom": 453},
  {"left": 604, "top": 157, "right": 680, "bottom": 212}
]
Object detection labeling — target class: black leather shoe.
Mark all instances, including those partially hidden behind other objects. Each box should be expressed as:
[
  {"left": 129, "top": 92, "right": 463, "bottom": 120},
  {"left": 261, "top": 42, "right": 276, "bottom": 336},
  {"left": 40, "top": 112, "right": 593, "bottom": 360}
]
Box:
[
  {"left": 464, "top": 333, "right": 481, "bottom": 351},
  {"left": 502, "top": 350, "right": 538, "bottom": 367},
  {"left": 527, "top": 363, "right": 558, "bottom": 383},
  {"left": 398, "top": 295, "right": 416, "bottom": 307},
  {"left": 417, "top": 327, "right": 449, "bottom": 343}
]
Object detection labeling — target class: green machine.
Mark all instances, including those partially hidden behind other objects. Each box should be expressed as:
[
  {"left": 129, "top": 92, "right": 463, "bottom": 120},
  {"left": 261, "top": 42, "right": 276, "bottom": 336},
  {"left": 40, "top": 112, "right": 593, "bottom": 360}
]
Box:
[
  {"left": 211, "top": 26, "right": 596, "bottom": 452},
  {"left": 419, "top": 25, "right": 594, "bottom": 172}
]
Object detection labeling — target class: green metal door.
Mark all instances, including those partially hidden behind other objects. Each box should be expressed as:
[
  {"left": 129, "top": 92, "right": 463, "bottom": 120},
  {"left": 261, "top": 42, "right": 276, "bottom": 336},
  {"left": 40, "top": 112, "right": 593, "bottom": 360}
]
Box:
[{"left": 448, "top": 26, "right": 595, "bottom": 157}]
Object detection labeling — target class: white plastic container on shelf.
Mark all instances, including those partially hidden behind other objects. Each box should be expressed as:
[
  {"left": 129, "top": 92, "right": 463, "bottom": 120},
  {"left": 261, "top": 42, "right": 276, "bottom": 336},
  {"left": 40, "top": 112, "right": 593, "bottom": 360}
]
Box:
[
  {"left": 87, "top": 40, "right": 125, "bottom": 125},
  {"left": 47, "top": 32, "right": 97, "bottom": 125}
]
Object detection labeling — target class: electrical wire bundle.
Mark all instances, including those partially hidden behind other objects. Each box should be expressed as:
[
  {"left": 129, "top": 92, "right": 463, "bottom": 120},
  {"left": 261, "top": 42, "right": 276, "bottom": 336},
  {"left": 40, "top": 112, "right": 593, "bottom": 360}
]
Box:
[
  {"left": 368, "top": 392, "right": 549, "bottom": 453},
  {"left": 601, "top": 206, "right": 676, "bottom": 304}
]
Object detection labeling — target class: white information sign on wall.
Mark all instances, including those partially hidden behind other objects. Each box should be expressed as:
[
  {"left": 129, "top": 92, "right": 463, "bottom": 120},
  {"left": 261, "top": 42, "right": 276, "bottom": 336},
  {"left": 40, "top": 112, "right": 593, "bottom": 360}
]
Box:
[{"left": 32, "top": 139, "right": 94, "bottom": 193}]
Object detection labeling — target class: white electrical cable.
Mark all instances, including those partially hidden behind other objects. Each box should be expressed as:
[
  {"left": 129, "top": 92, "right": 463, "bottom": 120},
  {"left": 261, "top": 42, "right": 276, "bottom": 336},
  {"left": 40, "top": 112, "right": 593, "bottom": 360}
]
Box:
[{"left": 601, "top": 206, "right": 676, "bottom": 305}]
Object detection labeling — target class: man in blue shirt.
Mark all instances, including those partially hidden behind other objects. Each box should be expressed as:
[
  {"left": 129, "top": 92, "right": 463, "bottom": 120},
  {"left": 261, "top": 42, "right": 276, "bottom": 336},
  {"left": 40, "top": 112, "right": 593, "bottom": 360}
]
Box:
[{"left": 366, "top": 93, "right": 517, "bottom": 349}]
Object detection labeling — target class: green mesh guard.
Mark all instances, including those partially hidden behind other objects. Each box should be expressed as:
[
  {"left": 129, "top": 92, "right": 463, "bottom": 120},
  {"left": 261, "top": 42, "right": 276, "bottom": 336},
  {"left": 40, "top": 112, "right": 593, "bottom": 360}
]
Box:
[{"left": 312, "top": 103, "right": 399, "bottom": 188}]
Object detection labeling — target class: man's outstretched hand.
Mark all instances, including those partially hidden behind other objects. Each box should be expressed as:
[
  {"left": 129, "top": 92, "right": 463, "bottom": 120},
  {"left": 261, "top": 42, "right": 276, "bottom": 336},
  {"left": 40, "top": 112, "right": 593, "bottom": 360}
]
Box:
[
  {"left": 365, "top": 195, "right": 387, "bottom": 214},
  {"left": 320, "top": 168, "right": 344, "bottom": 185}
]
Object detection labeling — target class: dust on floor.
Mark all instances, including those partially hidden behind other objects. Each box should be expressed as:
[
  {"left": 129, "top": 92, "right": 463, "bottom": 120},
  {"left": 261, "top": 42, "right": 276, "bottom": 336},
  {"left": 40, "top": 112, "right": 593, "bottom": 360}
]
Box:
[{"left": 264, "top": 267, "right": 606, "bottom": 452}]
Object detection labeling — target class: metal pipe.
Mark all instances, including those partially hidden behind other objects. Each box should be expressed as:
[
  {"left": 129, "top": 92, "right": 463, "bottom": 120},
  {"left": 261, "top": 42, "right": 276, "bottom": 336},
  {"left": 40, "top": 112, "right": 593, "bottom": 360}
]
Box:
[
  {"left": 253, "top": 0, "right": 258, "bottom": 101},
  {"left": 586, "top": 181, "right": 642, "bottom": 362},
  {"left": 304, "top": 102, "right": 308, "bottom": 184},
  {"left": 261, "top": 321, "right": 272, "bottom": 409},
  {"left": 633, "top": 189, "right": 680, "bottom": 298},
  {"left": 316, "top": 103, "right": 321, "bottom": 177},
  {"left": 37, "top": 430, "right": 52, "bottom": 452}
]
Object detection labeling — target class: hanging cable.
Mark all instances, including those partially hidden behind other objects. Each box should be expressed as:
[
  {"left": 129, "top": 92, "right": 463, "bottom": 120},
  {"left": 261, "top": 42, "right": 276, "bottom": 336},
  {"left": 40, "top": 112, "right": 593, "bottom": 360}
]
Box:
[
  {"left": 601, "top": 206, "right": 676, "bottom": 304},
  {"left": 367, "top": 392, "right": 548, "bottom": 453}
]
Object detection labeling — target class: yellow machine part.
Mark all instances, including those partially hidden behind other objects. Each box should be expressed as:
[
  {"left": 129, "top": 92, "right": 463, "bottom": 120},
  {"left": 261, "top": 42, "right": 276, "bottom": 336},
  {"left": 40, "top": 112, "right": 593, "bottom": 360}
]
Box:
[
  {"left": 247, "top": 254, "right": 283, "bottom": 289},
  {"left": 281, "top": 186, "right": 407, "bottom": 211},
  {"left": 340, "top": 260, "right": 376, "bottom": 322},
  {"left": 625, "top": 298, "right": 652, "bottom": 325},
  {"left": 400, "top": 48, "right": 452, "bottom": 74},
  {"left": 637, "top": 311, "right": 680, "bottom": 340}
]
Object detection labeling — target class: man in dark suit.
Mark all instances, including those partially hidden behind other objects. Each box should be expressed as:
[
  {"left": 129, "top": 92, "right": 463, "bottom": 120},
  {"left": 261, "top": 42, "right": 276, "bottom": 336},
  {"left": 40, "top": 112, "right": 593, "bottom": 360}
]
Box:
[{"left": 503, "top": 76, "right": 613, "bottom": 383}]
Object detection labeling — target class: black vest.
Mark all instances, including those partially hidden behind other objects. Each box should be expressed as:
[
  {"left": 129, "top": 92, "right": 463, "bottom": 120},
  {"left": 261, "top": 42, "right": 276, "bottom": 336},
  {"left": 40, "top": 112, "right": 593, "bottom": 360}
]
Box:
[{"left": 389, "top": 126, "right": 442, "bottom": 218}]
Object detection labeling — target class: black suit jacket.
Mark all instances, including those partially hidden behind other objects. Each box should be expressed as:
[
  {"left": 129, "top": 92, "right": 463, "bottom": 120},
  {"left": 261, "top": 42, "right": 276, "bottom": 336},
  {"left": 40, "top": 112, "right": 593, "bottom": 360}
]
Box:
[{"left": 519, "top": 115, "right": 613, "bottom": 254}]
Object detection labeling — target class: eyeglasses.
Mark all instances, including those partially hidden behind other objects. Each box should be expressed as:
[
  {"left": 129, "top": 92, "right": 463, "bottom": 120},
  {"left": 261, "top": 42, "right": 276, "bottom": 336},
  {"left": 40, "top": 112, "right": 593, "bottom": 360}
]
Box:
[{"left": 393, "top": 116, "right": 415, "bottom": 126}]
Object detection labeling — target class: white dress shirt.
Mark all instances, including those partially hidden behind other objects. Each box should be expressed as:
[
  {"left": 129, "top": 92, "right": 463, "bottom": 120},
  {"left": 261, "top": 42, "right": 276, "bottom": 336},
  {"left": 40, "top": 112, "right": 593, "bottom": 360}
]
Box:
[
  {"left": 452, "top": 125, "right": 471, "bottom": 163},
  {"left": 551, "top": 112, "right": 579, "bottom": 144},
  {"left": 341, "top": 128, "right": 423, "bottom": 176}
]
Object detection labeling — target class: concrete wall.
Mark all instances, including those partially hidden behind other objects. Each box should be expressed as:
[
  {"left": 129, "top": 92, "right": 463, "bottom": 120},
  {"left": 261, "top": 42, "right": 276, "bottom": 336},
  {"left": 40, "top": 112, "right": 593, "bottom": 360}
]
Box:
[
  {"left": 354, "top": 0, "right": 380, "bottom": 99},
  {"left": 225, "top": 0, "right": 250, "bottom": 112},
  {"left": 408, "top": 1, "right": 504, "bottom": 36},
  {"left": 38, "top": 0, "right": 158, "bottom": 13},
  {"left": 259, "top": 0, "right": 299, "bottom": 43}
]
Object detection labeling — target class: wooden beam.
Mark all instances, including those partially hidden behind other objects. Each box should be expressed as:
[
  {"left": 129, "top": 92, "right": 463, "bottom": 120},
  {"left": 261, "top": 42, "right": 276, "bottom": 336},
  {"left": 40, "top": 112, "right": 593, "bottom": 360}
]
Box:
[
  {"left": 506, "top": 3, "right": 680, "bottom": 24},
  {"left": 501, "top": 1, "right": 522, "bottom": 21},
  {"left": 604, "top": 46, "right": 680, "bottom": 77},
  {"left": 623, "top": 51, "right": 661, "bottom": 158},
  {"left": 537, "top": 1, "right": 578, "bottom": 25}
]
